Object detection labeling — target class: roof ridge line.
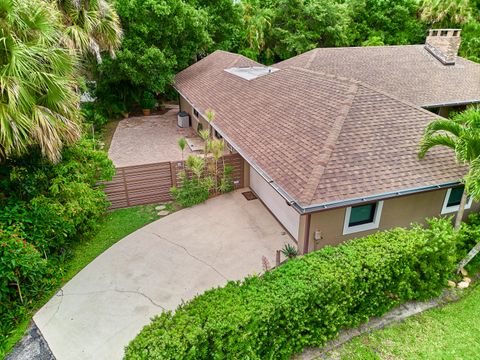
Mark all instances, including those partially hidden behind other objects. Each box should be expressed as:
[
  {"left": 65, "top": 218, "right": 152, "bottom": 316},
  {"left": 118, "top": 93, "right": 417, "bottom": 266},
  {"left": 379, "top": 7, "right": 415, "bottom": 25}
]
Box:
[
  {"left": 357, "top": 79, "right": 448, "bottom": 119},
  {"left": 305, "top": 48, "right": 318, "bottom": 69},
  {"left": 221, "top": 50, "right": 263, "bottom": 68},
  {"left": 289, "top": 66, "right": 360, "bottom": 86},
  {"left": 289, "top": 66, "right": 443, "bottom": 119},
  {"left": 298, "top": 81, "right": 359, "bottom": 205}
]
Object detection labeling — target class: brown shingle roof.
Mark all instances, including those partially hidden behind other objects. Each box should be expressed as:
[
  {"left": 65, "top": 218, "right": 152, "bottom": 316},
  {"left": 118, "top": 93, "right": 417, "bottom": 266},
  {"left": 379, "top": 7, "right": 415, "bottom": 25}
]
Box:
[
  {"left": 175, "top": 50, "right": 468, "bottom": 209},
  {"left": 276, "top": 45, "right": 480, "bottom": 107}
]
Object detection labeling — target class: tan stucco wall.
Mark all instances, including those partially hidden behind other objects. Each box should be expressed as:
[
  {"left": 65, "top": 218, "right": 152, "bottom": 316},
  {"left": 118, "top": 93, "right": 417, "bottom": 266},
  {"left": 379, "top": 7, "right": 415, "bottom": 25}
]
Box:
[
  {"left": 303, "top": 188, "right": 479, "bottom": 252},
  {"left": 243, "top": 162, "right": 251, "bottom": 188},
  {"left": 179, "top": 95, "right": 192, "bottom": 114},
  {"left": 179, "top": 94, "right": 210, "bottom": 133}
]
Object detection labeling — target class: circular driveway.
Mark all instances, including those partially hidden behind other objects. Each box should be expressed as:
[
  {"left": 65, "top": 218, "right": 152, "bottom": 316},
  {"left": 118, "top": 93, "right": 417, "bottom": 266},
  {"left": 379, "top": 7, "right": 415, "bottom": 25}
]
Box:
[{"left": 34, "top": 190, "right": 294, "bottom": 360}]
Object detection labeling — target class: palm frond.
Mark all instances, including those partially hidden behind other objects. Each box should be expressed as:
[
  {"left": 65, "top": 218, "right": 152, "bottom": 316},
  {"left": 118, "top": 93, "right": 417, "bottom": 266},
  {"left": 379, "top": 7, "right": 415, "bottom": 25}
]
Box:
[
  {"left": 423, "top": 118, "right": 463, "bottom": 138},
  {"left": 418, "top": 134, "right": 456, "bottom": 159},
  {"left": 0, "top": 0, "right": 81, "bottom": 163}
]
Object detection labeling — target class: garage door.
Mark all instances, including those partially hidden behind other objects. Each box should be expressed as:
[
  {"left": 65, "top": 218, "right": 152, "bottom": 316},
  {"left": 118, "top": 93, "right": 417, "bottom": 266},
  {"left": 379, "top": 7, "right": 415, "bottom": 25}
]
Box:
[{"left": 250, "top": 168, "right": 300, "bottom": 240}]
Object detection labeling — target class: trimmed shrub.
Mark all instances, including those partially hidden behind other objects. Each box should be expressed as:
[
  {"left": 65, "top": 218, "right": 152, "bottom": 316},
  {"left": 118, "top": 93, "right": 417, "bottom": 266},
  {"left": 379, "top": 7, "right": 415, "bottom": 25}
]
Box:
[{"left": 125, "top": 218, "right": 458, "bottom": 359}]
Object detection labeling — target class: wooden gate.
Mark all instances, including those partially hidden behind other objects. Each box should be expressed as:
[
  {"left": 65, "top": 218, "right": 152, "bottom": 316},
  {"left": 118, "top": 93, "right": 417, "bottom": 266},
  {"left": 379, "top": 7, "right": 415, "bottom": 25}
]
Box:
[{"left": 103, "top": 154, "right": 244, "bottom": 210}]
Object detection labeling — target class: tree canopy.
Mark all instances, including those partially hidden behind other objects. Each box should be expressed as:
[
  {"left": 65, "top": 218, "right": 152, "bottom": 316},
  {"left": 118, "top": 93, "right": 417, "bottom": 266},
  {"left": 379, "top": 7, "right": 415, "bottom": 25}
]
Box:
[{"left": 95, "top": 0, "right": 210, "bottom": 116}]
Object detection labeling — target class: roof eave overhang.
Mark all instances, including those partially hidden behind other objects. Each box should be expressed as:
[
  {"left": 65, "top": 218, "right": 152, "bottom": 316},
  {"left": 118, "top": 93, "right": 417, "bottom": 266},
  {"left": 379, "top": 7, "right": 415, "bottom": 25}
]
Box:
[
  {"left": 422, "top": 99, "right": 480, "bottom": 109},
  {"left": 299, "top": 181, "right": 461, "bottom": 214}
]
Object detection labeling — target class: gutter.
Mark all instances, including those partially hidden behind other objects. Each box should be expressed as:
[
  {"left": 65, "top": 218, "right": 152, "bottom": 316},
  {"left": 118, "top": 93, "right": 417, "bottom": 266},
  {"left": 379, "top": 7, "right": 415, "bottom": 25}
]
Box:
[
  {"left": 301, "top": 181, "right": 461, "bottom": 213},
  {"left": 175, "top": 85, "right": 463, "bottom": 215},
  {"left": 422, "top": 100, "right": 480, "bottom": 109}
]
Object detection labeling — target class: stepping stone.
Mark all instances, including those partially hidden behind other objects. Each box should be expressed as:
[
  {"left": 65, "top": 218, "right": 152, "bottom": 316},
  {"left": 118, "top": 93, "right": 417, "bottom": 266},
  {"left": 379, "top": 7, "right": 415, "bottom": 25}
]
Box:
[
  {"left": 155, "top": 205, "right": 166, "bottom": 211},
  {"left": 158, "top": 210, "right": 170, "bottom": 216}
]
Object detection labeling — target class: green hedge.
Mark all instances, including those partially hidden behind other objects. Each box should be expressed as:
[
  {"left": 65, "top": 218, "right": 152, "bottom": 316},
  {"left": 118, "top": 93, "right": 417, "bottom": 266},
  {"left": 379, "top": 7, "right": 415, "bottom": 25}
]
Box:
[{"left": 125, "top": 218, "right": 459, "bottom": 359}]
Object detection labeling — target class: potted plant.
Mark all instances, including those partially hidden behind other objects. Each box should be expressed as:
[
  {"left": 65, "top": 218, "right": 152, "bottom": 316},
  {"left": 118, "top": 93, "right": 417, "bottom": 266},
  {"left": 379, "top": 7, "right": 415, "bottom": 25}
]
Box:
[{"left": 140, "top": 91, "right": 156, "bottom": 116}]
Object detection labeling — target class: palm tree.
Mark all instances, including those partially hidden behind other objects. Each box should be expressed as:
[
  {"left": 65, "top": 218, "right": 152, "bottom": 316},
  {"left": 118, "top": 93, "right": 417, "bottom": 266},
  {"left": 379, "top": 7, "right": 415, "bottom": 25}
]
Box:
[
  {"left": 199, "top": 129, "right": 211, "bottom": 159},
  {"left": 185, "top": 155, "right": 205, "bottom": 180},
  {"left": 419, "top": 108, "right": 480, "bottom": 270},
  {"left": 420, "top": 0, "right": 476, "bottom": 24},
  {"left": 52, "top": 0, "right": 122, "bottom": 62},
  {"left": 0, "top": 0, "right": 81, "bottom": 163},
  {"left": 210, "top": 139, "right": 225, "bottom": 193},
  {"left": 178, "top": 137, "right": 187, "bottom": 162}
]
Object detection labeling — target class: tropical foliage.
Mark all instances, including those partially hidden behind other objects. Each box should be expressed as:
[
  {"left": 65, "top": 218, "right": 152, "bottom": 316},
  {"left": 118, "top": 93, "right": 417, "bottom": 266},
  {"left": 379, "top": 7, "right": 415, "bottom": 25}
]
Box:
[
  {"left": 125, "top": 218, "right": 466, "bottom": 359},
  {"left": 92, "top": 0, "right": 480, "bottom": 114},
  {"left": 53, "top": 0, "right": 123, "bottom": 62},
  {"left": 171, "top": 123, "right": 234, "bottom": 207},
  {"left": 0, "top": 0, "right": 81, "bottom": 163},
  {"left": 419, "top": 108, "right": 480, "bottom": 270},
  {"left": 419, "top": 108, "right": 480, "bottom": 229},
  {"left": 0, "top": 139, "right": 114, "bottom": 345},
  {"left": 420, "top": 0, "right": 476, "bottom": 24}
]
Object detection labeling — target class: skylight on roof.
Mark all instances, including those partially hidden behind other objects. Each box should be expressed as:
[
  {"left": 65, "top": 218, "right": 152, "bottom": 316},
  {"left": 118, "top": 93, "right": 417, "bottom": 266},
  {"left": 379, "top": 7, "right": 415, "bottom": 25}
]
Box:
[{"left": 224, "top": 66, "right": 279, "bottom": 80}]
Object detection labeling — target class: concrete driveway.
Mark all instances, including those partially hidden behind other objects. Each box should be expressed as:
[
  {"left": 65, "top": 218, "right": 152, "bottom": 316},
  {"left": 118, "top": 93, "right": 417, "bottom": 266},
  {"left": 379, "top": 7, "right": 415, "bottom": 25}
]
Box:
[{"left": 34, "top": 190, "right": 294, "bottom": 360}]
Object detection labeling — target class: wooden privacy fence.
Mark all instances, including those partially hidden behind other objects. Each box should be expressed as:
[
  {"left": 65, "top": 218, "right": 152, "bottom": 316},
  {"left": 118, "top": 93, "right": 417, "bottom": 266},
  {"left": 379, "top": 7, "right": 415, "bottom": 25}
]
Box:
[{"left": 103, "top": 154, "right": 245, "bottom": 210}]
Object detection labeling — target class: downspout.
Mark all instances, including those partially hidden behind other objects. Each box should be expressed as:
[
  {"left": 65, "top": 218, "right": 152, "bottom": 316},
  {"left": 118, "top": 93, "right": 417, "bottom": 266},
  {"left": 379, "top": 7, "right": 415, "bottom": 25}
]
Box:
[{"left": 303, "top": 214, "right": 311, "bottom": 255}]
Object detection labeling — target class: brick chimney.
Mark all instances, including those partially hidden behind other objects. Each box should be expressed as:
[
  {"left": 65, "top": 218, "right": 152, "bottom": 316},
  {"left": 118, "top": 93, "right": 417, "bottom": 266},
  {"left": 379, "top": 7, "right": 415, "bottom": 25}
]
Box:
[{"left": 425, "top": 29, "right": 462, "bottom": 65}]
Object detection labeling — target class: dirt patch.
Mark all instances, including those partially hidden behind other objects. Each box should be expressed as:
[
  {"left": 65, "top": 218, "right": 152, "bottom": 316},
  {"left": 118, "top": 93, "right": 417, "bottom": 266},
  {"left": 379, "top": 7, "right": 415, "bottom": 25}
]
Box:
[{"left": 100, "top": 118, "right": 121, "bottom": 152}]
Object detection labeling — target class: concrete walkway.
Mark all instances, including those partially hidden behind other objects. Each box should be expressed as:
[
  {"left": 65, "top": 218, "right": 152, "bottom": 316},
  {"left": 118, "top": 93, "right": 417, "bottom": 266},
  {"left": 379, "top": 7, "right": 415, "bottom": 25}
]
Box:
[{"left": 34, "top": 190, "right": 294, "bottom": 360}]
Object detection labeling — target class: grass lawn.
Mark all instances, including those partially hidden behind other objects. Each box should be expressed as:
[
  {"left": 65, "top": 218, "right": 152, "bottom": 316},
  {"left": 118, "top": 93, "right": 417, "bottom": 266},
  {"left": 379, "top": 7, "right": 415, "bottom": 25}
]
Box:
[
  {"left": 2, "top": 204, "right": 164, "bottom": 358},
  {"left": 327, "top": 281, "right": 480, "bottom": 360}
]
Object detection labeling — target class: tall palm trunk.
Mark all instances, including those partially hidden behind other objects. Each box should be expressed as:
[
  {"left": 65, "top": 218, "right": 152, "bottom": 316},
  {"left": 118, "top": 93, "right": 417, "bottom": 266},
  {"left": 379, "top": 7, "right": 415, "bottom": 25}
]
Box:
[
  {"left": 454, "top": 188, "right": 469, "bottom": 230},
  {"left": 456, "top": 188, "right": 479, "bottom": 272},
  {"left": 458, "top": 243, "right": 480, "bottom": 272}
]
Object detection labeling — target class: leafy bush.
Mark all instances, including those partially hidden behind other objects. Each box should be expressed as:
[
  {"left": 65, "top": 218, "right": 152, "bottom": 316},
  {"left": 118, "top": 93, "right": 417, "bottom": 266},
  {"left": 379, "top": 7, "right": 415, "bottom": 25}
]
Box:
[
  {"left": 219, "top": 164, "right": 234, "bottom": 193},
  {"left": 140, "top": 91, "right": 156, "bottom": 110},
  {"left": 171, "top": 174, "right": 212, "bottom": 208},
  {"left": 0, "top": 138, "right": 114, "bottom": 342},
  {"left": 81, "top": 103, "right": 109, "bottom": 129},
  {"left": 0, "top": 223, "right": 51, "bottom": 340},
  {"left": 0, "top": 225, "right": 48, "bottom": 305},
  {"left": 1, "top": 139, "right": 114, "bottom": 255},
  {"left": 456, "top": 213, "right": 480, "bottom": 260},
  {"left": 125, "top": 218, "right": 458, "bottom": 359}
]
